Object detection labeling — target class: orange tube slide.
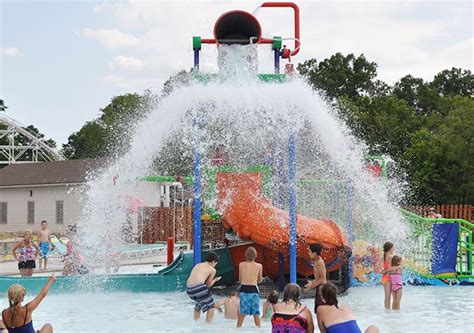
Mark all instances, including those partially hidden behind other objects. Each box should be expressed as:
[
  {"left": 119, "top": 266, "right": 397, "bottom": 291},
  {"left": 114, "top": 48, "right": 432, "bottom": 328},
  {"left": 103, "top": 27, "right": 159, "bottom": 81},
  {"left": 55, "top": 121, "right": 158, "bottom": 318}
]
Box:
[{"left": 217, "top": 173, "right": 349, "bottom": 273}]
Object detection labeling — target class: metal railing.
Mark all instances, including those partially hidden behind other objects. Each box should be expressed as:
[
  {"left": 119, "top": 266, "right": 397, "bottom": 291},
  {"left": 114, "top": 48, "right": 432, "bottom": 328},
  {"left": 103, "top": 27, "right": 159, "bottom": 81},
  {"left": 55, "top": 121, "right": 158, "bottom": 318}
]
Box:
[{"left": 401, "top": 209, "right": 473, "bottom": 279}]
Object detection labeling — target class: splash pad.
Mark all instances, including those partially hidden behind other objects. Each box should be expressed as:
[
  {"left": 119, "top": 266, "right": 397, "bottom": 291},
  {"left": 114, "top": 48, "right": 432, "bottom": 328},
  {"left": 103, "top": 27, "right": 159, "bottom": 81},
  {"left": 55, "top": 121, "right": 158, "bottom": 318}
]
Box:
[{"left": 2, "top": 2, "right": 473, "bottom": 297}]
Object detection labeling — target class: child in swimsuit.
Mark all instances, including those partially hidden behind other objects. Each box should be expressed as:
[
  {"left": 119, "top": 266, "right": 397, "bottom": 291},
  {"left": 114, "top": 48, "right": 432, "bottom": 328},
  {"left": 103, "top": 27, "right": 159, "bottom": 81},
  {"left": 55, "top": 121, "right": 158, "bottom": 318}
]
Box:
[
  {"left": 237, "top": 246, "right": 263, "bottom": 328},
  {"left": 186, "top": 251, "right": 221, "bottom": 323},
  {"left": 262, "top": 290, "right": 279, "bottom": 320},
  {"left": 381, "top": 241, "right": 394, "bottom": 309},
  {"left": 38, "top": 221, "right": 52, "bottom": 270},
  {"left": 271, "top": 284, "right": 314, "bottom": 333},
  {"left": 215, "top": 291, "right": 240, "bottom": 320},
  {"left": 389, "top": 255, "right": 403, "bottom": 310}
]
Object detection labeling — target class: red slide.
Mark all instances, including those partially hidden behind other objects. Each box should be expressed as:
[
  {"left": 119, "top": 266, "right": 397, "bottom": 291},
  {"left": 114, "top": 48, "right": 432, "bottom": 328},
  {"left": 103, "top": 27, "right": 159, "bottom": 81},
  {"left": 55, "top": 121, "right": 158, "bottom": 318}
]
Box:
[{"left": 217, "top": 172, "right": 349, "bottom": 275}]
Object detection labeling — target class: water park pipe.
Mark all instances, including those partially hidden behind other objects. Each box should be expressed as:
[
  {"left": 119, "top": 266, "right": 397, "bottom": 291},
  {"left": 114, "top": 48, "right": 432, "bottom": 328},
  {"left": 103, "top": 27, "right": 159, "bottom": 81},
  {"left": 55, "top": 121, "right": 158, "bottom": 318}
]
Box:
[{"left": 260, "top": 2, "right": 300, "bottom": 56}]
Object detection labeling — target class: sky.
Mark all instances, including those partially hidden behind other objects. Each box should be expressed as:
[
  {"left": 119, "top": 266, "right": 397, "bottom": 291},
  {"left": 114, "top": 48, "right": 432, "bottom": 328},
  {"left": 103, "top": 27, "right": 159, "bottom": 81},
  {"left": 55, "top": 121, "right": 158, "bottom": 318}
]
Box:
[{"left": 1, "top": 0, "right": 472, "bottom": 147}]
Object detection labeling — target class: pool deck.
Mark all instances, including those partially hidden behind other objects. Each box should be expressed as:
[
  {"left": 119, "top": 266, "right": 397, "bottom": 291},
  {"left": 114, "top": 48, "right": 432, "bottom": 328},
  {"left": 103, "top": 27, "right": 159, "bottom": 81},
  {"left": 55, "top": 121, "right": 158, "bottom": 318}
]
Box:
[{"left": 0, "top": 253, "right": 170, "bottom": 277}]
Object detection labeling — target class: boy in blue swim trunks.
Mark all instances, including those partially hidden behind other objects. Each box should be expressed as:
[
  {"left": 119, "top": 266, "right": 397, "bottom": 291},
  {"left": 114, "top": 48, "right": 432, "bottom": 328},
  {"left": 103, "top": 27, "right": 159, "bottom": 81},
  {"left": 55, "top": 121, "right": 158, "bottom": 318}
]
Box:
[
  {"left": 38, "top": 220, "right": 53, "bottom": 270},
  {"left": 186, "top": 251, "right": 221, "bottom": 323},
  {"left": 237, "top": 246, "right": 263, "bottom": 328}
]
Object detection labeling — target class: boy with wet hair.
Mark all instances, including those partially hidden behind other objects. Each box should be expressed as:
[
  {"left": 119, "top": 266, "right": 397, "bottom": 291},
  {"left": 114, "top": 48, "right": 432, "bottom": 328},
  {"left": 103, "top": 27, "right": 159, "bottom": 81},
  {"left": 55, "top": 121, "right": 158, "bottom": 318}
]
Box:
[
  {"left": 305, "top": 243, "right": 327, "bottom": 313},
  {"left": 186, "top": 251, "right": 221, "bottom": 323},
  {"left": 237, "top": 246, "right": 263, "bottom": 328},
  {"left": 215, "top": 290, "right": 240, "bottom": 320},
  {"left": 38, "top": 220, "right": 52, "bottom": 270}
]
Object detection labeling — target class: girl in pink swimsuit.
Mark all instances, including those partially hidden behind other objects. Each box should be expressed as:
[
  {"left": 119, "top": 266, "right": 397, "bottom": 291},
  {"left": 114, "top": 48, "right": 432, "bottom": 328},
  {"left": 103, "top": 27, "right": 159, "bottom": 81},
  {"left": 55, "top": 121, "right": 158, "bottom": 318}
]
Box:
[{"left": 389, "top": 255, "right": 403, "bottom": 310}]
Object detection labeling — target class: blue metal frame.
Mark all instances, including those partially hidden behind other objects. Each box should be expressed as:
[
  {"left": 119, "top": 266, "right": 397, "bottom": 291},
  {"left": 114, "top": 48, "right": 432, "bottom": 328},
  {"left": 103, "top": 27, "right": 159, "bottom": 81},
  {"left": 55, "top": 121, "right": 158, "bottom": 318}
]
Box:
[
  {"left": 274, "top": 49, "right": 281, "bottom": 74},
  {"left": 193, "top": 112, "right": 202, "bottom": 265},
  {"left": 194, "top": 49, "right": 200, "bottom": 70},
  {"left": 345, "top": 181, "right": 354, "bottom": 286},
  {"left": 288, "top": 133, "right": 297, "bottom": 283}
]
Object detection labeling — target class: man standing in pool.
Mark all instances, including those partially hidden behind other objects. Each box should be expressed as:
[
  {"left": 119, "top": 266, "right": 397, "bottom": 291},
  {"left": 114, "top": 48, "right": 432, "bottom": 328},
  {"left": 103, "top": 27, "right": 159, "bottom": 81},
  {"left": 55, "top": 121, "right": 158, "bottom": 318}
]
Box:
[
  {"left": 305, "top": 243, "right": 327, "bottom": 313},
  {"left": 186, "top": 251, "right": 221, "bottom": 323}
]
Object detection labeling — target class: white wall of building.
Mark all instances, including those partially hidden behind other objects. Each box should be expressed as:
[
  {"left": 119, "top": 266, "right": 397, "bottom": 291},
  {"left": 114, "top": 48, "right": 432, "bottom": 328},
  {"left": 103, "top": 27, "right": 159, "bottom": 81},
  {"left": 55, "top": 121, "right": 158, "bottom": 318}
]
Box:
[
  {"left": 0, "top": 184, "right": 85, "bottom": 233},
  {"left": 0, "top": 182, "right": 162, "bottom": 234}
]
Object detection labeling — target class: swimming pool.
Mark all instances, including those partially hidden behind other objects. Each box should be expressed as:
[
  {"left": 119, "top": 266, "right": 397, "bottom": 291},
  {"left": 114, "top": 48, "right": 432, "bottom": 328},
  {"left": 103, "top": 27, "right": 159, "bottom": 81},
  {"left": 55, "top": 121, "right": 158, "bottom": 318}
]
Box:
[{"left": 1, "top": 286, "right": 471, "bottom": 332}]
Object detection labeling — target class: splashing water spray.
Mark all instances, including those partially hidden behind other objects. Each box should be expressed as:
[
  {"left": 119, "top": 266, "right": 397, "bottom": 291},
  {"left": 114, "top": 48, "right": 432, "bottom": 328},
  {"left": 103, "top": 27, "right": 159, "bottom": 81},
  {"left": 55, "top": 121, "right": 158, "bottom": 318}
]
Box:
[{"left": 73, "top": 2, "right": 420, "bottom": 293}]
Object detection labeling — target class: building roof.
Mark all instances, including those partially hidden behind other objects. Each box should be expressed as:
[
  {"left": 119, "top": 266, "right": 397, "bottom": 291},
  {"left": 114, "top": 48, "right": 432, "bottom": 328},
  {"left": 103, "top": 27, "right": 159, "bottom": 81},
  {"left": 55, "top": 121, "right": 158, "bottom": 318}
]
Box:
[{"left": 0, "top": 159, "right": 109, "bottom": 187}]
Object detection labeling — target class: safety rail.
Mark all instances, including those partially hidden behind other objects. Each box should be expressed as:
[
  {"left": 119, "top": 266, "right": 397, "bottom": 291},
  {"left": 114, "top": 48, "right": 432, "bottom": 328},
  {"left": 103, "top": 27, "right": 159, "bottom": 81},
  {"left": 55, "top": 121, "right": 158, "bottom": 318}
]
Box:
[{"left": 401, "top": 209, "right": 473, "bottom": 279}]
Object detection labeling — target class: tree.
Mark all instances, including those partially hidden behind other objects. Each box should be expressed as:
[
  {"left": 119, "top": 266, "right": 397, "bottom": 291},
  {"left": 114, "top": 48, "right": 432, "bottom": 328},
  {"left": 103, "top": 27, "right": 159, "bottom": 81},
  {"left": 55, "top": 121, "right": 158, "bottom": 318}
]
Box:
[
  {"left": 297, "top": 53, "right": 379, "bottom": 101},
  {"left": 62, "top": 90, "right": 158, "bottom": 159},
  {"left": 430, "top": 68, "right": 474, "bottom": 97},
  {"left": 0, "top": 99, "right": 7, "bottom": 111},
  {"left": 402, "top": 96, "right": 474, "bottom": 203},
  {"left": 62, "top": 120, "right": 106, "bottom": 159},
  {"left": 338, "top": 96, "right": 421, "bottom": 159},
  {"left": 162, "top": 70, "right": 192, "bottom": 96},
  {"left": 393, "top": 75, "right": 440, "bottom": 115}
]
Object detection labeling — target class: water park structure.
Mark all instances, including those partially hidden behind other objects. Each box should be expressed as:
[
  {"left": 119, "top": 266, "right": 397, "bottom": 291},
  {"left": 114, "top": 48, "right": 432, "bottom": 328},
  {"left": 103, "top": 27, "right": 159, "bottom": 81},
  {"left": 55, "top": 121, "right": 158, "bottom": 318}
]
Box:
[{"left": 1, "top": 2, "right": 473, "bottom": 298}]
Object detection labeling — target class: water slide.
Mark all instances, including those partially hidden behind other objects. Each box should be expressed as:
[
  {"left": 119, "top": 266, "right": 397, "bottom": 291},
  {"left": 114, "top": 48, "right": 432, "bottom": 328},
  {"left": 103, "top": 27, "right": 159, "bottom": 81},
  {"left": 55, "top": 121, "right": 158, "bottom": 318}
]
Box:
[{"left": 217, "top": 173, "right": 350, "bottom": 276}]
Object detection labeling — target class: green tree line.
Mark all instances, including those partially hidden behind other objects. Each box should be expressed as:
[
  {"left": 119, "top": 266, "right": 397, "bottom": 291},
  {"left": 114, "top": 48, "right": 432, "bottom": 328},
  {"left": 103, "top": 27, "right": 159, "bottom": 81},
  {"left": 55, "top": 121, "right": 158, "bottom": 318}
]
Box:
[{"left": 298, "top": 53, "right": 473, "bottom": 204}]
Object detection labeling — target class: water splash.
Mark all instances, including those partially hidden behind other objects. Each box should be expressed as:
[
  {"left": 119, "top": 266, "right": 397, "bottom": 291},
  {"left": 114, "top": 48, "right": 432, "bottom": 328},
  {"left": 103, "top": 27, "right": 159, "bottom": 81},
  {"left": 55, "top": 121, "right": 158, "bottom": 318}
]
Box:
[{"left": 76, "top": 45, "right": 410, "bottom": 270}]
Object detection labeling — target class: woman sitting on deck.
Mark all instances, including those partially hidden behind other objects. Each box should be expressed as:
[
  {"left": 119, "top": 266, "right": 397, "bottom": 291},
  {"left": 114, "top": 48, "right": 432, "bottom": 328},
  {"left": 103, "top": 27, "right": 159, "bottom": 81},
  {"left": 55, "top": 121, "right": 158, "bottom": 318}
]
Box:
[
  {"left": 316, "top": 283, "right": 379, "bottom": 333},
  {"left": 1, "top": 274, "right": 56, "bottom": 333}
]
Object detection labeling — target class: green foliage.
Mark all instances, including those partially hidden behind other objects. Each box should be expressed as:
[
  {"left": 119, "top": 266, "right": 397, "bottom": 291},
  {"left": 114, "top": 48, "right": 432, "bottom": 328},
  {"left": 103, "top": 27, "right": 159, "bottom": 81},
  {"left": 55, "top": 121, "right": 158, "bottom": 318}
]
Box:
[
  {"left": 62, "top": 90, "right": 157, "bottom": 159},
  {"left": 0, "top": 99, "right": 7, "bottom": 111},
  {"left": 299, "top": 54, "right": 473, "bottom": 204},
  {"left": 431, "top": 68, "right": 474, "bottom": 97},
  {"left": 297, "top": 53, "right": 379, "bottom": 101},
  {"left": 403, "top": 96, "right": 474, "bottom": 203}
]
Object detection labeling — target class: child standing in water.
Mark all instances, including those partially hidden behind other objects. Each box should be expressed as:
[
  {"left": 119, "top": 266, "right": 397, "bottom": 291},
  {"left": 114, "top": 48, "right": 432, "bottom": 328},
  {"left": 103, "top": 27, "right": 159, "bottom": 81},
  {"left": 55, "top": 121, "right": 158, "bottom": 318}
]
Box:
[
  {"left": 38, "top": 221, "right": 52, "bottom": 270},
  {"left": 389, "top": 255, "right": 403, "bottom": 310},
  {"left": 261, "top": 290, "right": 279, "bottom": 320},
  {"left": 186, "top": 251, "right": 221, "bottom": 323},
  {"left": 305, "top": 243, "right": 327, "bottom": 313},
  {"left": 381, "top": 241, "right": 395, "bottom": 309},
  {"left": 215, "top": 291, "right": 240, "bottom": 320},
  {"left": 237, "top": 246, "right": 263, "bottom": 328}
]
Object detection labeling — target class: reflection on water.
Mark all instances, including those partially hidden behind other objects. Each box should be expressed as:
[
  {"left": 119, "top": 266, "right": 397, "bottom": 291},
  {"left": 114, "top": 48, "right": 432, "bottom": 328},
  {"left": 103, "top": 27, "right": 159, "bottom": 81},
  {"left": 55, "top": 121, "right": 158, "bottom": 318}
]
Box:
[{"left": 1, "top": 286, "right": 472, "bottom": 332}]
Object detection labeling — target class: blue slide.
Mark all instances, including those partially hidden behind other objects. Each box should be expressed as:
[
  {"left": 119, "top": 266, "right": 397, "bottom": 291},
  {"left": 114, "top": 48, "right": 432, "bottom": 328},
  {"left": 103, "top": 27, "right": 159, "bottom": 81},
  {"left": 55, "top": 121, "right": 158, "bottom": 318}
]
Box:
[{"left": 431, "top": 223, "right": 459, "bottom": 275}]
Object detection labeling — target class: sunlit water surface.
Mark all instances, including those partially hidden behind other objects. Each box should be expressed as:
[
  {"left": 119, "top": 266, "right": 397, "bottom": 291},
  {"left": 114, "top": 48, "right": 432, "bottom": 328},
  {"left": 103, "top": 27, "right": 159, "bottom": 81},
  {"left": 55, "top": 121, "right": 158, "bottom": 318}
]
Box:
[{"left": 1, "top": 286, "right": 472, "bottom": 332}]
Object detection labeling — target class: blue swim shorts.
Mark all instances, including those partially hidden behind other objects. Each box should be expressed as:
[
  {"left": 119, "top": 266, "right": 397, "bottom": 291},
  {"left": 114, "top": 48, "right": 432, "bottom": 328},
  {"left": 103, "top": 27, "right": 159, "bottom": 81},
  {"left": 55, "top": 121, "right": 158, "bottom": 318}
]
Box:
[
  {"left": 239, "top": 292, "right": 260, "bottom": 315},
  {"left": 39, "top": 242, "right": 50, "bottom": 258}
]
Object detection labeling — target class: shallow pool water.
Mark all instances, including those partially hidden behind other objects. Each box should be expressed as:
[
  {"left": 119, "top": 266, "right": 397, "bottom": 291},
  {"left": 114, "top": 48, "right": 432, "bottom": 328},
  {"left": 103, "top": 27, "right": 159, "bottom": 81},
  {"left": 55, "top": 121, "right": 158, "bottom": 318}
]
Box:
[{"left": 1, "top": 286, "right": 472, "bottom": 332}]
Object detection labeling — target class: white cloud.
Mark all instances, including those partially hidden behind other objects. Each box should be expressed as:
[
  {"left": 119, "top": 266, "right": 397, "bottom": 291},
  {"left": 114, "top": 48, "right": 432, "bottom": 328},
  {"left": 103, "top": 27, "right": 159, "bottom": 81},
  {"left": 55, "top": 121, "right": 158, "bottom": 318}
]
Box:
[
  {"left": 87, "top": 1, "right": 473, "bottom": 88},
  {"left": 2, "top": 47, "right": 22, "bottom": 57},
  {"left": 97, "top": 73, "right": 163, "bottom": 91},
  {"left": 79, "top": 28, "right": 140, "bottom": 49},
  {"left": 109, "top": 56, "right": 145, "bottom": 72}
]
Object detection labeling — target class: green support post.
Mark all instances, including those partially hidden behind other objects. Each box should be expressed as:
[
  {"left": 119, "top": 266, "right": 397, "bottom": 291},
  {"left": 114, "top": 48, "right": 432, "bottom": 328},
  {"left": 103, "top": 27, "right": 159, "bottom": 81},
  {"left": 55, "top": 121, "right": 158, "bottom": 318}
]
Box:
[
  {"left": 192, "top": 36, "right": 202, "bottom": 50},
  {"left": 272, "top": 36, "right": 282, "bottom": 50}
]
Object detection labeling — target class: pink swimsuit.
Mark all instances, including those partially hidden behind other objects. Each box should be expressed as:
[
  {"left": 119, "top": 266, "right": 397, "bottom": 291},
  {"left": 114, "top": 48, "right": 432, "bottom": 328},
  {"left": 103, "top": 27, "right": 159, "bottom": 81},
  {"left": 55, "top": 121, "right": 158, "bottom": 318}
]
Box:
[{"left": 390, "top": 272, "right": 403, "bottom": 291}]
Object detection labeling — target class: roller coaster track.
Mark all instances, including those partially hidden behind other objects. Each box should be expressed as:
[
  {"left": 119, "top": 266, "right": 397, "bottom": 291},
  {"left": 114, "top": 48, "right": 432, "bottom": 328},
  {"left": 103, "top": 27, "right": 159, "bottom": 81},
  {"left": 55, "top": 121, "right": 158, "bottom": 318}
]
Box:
[{"left": 0, "top": 113, "right": 64, "bottom": 164}]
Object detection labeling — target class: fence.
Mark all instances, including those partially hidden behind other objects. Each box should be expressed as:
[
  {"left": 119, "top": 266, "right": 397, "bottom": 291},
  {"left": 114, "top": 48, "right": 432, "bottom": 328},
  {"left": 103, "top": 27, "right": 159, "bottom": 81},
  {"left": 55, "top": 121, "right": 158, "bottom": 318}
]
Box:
[
  {"left": 405, "top": 204, "right": 473, "bottom": 223},
  {"left": 139, "top": 207, "right": 226, "bottom": 248}
]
